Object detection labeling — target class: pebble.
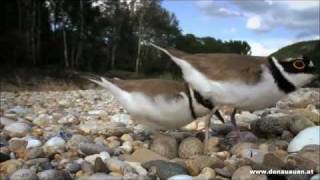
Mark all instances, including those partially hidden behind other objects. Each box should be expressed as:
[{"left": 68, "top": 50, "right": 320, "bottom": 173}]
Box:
[
  {"left": 25, "top": 138, "right": 42, "bottom": 149},
  {"left": 206, "top": 137, "right": 220, "bottom": 153},
  {"left": 9, "top": 169, "right": 38, "bottom": 180},
  {"left": 0, "top": 152, "right": 11, "bottom": 162},
  {"left": 126, "top": 162, "right": 148, "bottom": 176},
  {"left": 230, "top": 142, "right": 258, "bottom": 156},
  {"left": 168, "top": 174, "right": 193, "bottom": 180},
  {"left": 236, "top": 111, "right": 259, "bottom": 122},
  {"left": 142, "top": 160, "right": 188, "bottom": 180},
  {"left": 196, "top": 167, "right": 216, "bottom": 179},
  {"left": 94, "top": 157, "right": 109, "bottom": 173},
  {"left": 289, "top": 114, "right": 315, "bottom": 134},
  {"left": 79, "top": 143, "right": 111, "bottom": 155},
  {"left": 8, "top": 106, "right": 30, "bottom": 116},
  {"left": 57, "top": 114, "right": 79, "bottom": 124},
  {"left": 310, "top": 174, "right": 320, "bottom": 180},
  {"left": 120, "top": 134, "right": 133, "bottom": 142},
  {"left": 4, "top": 122, "right": 32, "bottom": 137},
  {"left": 67, "top": 134, "right": 93, "bottom": 149},
  {"left": 111, "top": 113, "right": 131, "bottom": 125},
  {"left": 263, "top": 152, "right": 286, "bottom": 169},
  {"left": 9, "top": 138, "right": 27, "bottom": 153},
  {"left": 25, "top": 147, "right": 45, "bottom": 160},
  {"left": 251, "top": 114, "right": 290, "bottom": 136},
  {"left": 124, "top": 148, "right": 168, "bottom": 163},
  {"left": 178, "top": 137, "right": 203, "bottom": 159},
  {"left": 43, "top": 136, "right": 65, "bottom": 155},
  {"left": 120, "top": 141, "right": 133, "bottom": 153},
  {"left": 108, "top": 140, "right": 121, "bottom": 149},
  {"left": 78, "top": 173, "right": 119, "bottom": 180},
  {"left": 81, "top": 161, "right": 94, "bottom": 174},
  {"left": 292, "top": 108, "right": 320, "bottom": 125},
  {"left": 105, "top": 158, "right": 127, "bottom": 174},
  {"left": 37, "top": 169, "right": 72, "bottom": 180},
  {"left": 65, "top": 162, "right": 81, "bottom": 173},
  {"left": 33, "top": 114, "right": 53, "bottom": 127},
  {"left": 84, "top": 152, "right": 110, "bottom": 165},
  {"left": 79, "top": 121, "right": 130, "bottom": 136},
  {"left": 150, "top": 135, "right": 177, "bottom": 159},
  {"left": 0, "top": 159, "right": 24, "bottom": 176},
  {"left": 277, "top": 88, "right": 320, "bottom": 108},
  {"left": 288, "top": 126, "right": 320, "bottom": 152},
  {"left": 44, "top": 136, "right": 65, "bottom": 147},
  {"left": 0, "top": 117, "right": 15, "bottom": 126},
  {"left": 281, "top": 130, "right": 294, "bottom": 141},
  {"left": 185, "top": 155, "right": 224, "bottom": 176}
]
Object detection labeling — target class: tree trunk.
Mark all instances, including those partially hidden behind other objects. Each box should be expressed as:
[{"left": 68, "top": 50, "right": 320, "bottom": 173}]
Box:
[
  {"left": 134, "top": 5, "right": 145, "bottom": 74},
  {"left": 75, "top": 0, "right": 84, "bottom": 68},
  {"left": 135, "top": 37, "right": 142, "bottom": 74},
  {"left": 111, "top": 44, "right": 117, "bottom": 70},
  {"left": 36, "top": 1, "right": 41, "bottom": 64},
  {"left": 31, "top": 0, "right": 36, "bottom": 65},
  {"left": 16, "top": 0, "right": 22, "bottom": 31},
  {"left": 62, "top": 27, "right": 69, "bottom": 68}
]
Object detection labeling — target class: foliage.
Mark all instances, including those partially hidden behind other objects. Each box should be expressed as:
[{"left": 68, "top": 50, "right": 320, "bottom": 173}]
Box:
[{"left": 0, "top": 0, "right": 252, "bottom": 77}]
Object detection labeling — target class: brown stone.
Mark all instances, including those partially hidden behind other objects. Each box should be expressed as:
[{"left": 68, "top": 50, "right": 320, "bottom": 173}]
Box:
[
  {"left": 124, "top": 148, "right": 168, "bottom": 164},
  {"left": 150, "top": 135, "right": 177, "bottom": 159},
  {"left": 178, "top": 137, "right": 203, "bottom": 159},
  {"left": 185, "top": 155, "right": 224, "bottom": 176},
  {"left": 263, "top": 152, "right": 286, "bottom": 169}
]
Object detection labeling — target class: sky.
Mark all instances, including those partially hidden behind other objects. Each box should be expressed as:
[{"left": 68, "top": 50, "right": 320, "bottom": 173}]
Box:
[{"left": 161, "top": 0, "right": 320, "bottom": 56}]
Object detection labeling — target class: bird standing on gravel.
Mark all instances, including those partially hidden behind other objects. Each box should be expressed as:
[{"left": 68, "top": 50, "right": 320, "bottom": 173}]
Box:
[{"left": 150, "top": 43, "right": 317, "bottom": 140}]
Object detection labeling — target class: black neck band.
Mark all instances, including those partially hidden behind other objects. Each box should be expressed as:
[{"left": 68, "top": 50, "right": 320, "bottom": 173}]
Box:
[
  {"left": 268, "top": 57, "right": 296, "bottom": 94},
  {"left": 185, "top": 83, "right": 197, "bottom": 119}
]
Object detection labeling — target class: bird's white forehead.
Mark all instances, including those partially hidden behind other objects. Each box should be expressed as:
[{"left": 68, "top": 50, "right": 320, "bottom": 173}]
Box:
[{"left": 284, "top": 57, "right": 303, "bottom": 62}]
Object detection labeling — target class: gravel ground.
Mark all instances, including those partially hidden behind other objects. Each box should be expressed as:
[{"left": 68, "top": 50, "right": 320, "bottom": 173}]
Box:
[{"left": 0, "top": 88, "right": 319, "bottom": 180}]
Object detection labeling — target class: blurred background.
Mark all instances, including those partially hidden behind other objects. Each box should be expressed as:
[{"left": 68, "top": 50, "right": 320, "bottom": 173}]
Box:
[{"left": 0, "top": 0, "right": 319, "bottom": 91}]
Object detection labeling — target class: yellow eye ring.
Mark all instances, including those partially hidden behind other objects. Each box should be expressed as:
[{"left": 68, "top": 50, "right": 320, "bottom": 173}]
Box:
[{"left": 293, "top": 61, "right": 305, "bottom": 70}]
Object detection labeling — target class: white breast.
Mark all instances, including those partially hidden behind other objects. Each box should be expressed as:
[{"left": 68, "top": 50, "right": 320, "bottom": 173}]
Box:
[{"left": 207, "top": 68, "right": 286, "bottom": 110}]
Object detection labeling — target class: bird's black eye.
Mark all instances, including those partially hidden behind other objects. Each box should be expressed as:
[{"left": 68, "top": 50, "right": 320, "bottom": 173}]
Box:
[{"left": 293, "top": 60, "right": 305, "bottom": 70}]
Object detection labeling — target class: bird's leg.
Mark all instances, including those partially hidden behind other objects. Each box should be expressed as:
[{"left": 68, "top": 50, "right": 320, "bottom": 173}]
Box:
[
  {"left": 230, "top": 108, "right": 243, "bottom": 141},
  {"left": 204, "top": 111, "right": 213, "bottom": 154}
]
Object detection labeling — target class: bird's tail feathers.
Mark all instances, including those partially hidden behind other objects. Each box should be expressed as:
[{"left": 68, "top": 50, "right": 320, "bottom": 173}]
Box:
[{"left": 81, "top": 74, "right": 128, "bottom": 98}]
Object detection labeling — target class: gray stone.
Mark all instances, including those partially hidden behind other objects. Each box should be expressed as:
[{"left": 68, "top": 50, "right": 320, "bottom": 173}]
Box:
[
  {"left": 142, "top": 160, "right": 188, "bottom": 180},
  {"left": 4, "top": 122, "right": 31, "bottom": 137},
  {"left": 67, "top": 134, "right": 92, "bottom": 149},
  {"left": 79, "top": 143, "right": 111, "bottom": 155},
  {"left": 37, "top": 170, "right": 72, "bottom": 180},
  {"left": 78, "top": 173, "right": 120, "bottom": 180},
  {"left": 251, "top": 115, "right": 290, "bottom": 136},
  {"left": 65, "top": 162, "right": 81, "bottom": 173},
  {"left": 10, "top": 169, "right": 38, "bottom": 180}
]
